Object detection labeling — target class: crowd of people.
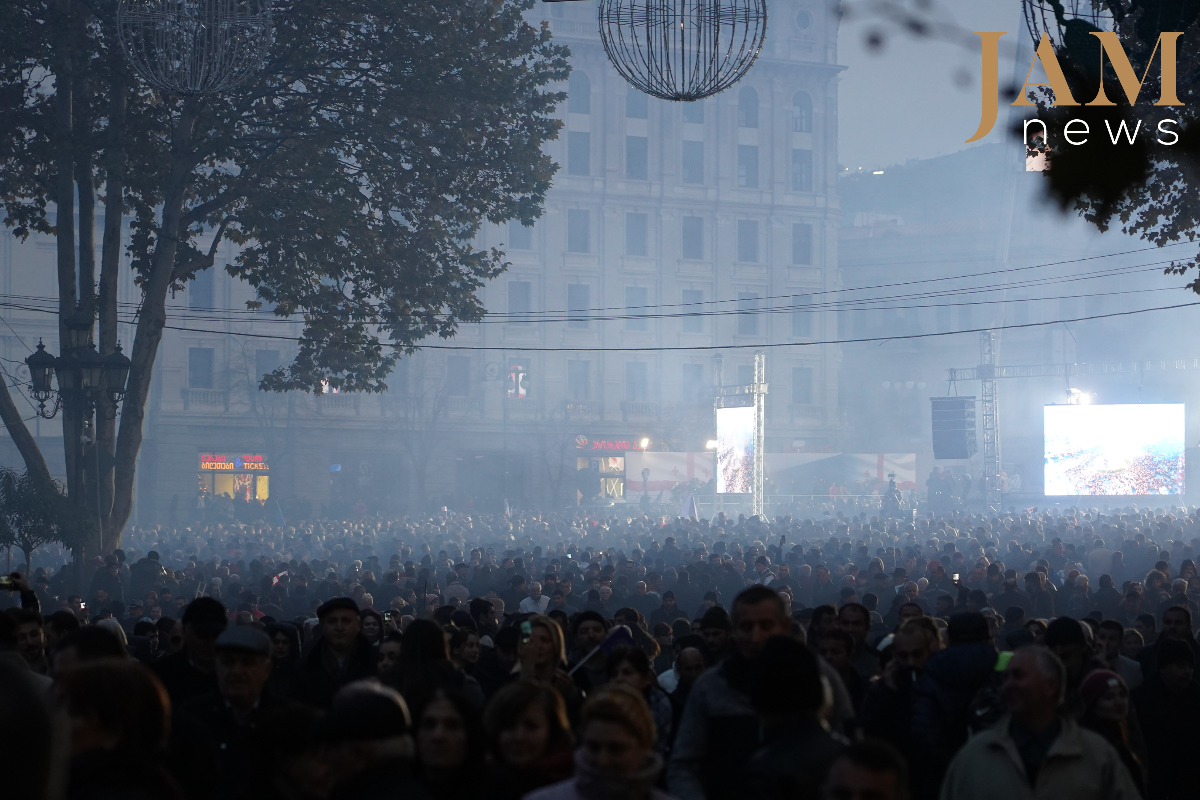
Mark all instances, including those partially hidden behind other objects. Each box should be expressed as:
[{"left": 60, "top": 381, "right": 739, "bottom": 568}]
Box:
[{"left": 3, "top": 502, "right": 1199, "bottom": 799}]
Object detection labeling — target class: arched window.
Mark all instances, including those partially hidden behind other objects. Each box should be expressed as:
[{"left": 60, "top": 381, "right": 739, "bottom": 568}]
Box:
[
  {"left": 738, "top": 87, "right": 758, "bottom": 128},
  {"left": 792, "top": 91, "right": 813, "bottom": 132},
  {"left": 569, "top": 71, "right": 591, "bottom": 114}
]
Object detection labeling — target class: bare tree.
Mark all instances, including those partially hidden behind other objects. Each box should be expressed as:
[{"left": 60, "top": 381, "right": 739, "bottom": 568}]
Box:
[
  {"left": 227, "top": 341, "right": 295, "bottom": 516},
  {"left": 392, "top": 360, "right": 453, "bottom": 509},
  {"left": 537, "top": 402, "right": 584, "bottom": 508}
]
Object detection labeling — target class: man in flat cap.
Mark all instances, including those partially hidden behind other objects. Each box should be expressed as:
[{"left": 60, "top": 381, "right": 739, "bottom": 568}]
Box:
[
  {"left": 292, "top": 597, "right": 377, "bottom": 708},
  {"left": 179, "top": 625, "right": 297, "bottom": 800}
]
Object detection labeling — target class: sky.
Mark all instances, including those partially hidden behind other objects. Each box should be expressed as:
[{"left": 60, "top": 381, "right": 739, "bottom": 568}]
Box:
[{"left": 837, "top": 0, "right": 1027, "bottom": 170}]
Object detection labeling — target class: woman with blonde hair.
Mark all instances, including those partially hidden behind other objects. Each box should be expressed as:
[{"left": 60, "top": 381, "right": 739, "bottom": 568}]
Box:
[
  {"left": 525, "top": 685, "right": 676, "bottom": 800},
  {"left": 516, "top": 614, "right": 582, "bottom": 718}
]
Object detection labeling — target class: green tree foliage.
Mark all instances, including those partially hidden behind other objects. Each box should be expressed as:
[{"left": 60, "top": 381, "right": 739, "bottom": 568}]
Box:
[
  {"left": 1030, "top": 2, "right": 1200, "bottom": 282},
  {"left": 0, "top": 0, "right": 568, "bottom": 545},
  {"left": 0, "top": 469, "right": 81, "bottom": 572}
]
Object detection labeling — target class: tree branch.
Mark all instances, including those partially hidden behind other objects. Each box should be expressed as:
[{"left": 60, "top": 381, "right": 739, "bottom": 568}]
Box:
[{"left": 0, "top": 381, "right": 52, "bottom": 487}]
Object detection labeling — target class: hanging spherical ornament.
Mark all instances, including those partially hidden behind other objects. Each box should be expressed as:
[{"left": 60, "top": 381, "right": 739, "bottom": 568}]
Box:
[
  {"left": 116, "top": 0, "right": 273, "bottom": 97},
  {"left": 598, "top": 0, "right": 767, "bottom": 102}
]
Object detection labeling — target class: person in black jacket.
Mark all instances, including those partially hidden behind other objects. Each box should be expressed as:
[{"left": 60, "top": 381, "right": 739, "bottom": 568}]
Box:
[
  {"left": 319, "top": 680, "right": 434, "bottom": 800},
  {"left": 908, "top": 611, "right": 998, "bottom": 798},
  {"left": 179, "top": 626, "right": 299, "bottom": 800},
  {"left": 746, "top": 635, "right": 845, "bottom": 800},
  {"left": 60, "top": 658, "right": 184, "bottom": 800},
  {"left": 291, "top": 597, "right": 377, "bottom": 708},
  {"left": 151, "top": 597, "right": 227, "bottom": 707},
  {"left": 1133, "top": 638, "right": 1200, "bottom": 800}
]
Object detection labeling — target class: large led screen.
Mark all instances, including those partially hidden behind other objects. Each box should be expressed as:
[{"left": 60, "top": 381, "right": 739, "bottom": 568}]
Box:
[
  {"left": 716, "top": 405, "right": 756, "bottom": 493},
  {"left": 1044, "top": 404, "right": 1185, "bottom": 496}
]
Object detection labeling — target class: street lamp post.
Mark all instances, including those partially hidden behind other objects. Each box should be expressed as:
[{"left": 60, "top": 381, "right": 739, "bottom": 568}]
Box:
[{"left": 24, "top": 315, "right": 132, "bottom": 565}]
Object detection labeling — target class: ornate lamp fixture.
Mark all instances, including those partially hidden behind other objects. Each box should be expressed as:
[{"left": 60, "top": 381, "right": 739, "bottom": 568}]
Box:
[
  {"left": 598, "top": 0, "right": 767, "bottom": 101},
  {"left": 116, "top": 0, "right": 273, "bottom": 96},
  {"left": 547, "top": 0, "right": 766, "bottom": 101},
  {"left": 25, "top": 334, "right": 131, "bottom": 421}
]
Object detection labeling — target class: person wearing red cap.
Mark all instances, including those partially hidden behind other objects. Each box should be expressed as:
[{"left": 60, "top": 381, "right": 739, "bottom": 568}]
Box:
[{"left": 1079, "top": 670, "right": 1147, "bottom": 798}]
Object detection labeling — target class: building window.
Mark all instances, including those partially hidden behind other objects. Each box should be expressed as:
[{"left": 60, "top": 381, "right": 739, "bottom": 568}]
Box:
[
  {"left": 189, "top": 269, "right": 214, "bottom": 310},
  {"left": 626, "top": 212, "right": 648, "bottom": 256},
  {"left": 255, "top": 349, "right": 281, "bottom": 381},
  {"left": 445, "top": 357, "right": 470, "bottom": 396},
  {"left": 738, "top": 365, "right": 754, "bottom": 385},
  {"left": 681, "top": 289, "right": 704, "bottom": 333},
  {"left": 682, "top": 140, "right": 704, "bottom": 184},
  {"left": 792, "top": 366, "right": 814, "bottom": 405},
  {"left": 188, "top": 347, "right": 214, "bottom": 389},
  {"left": 508, "top": 219, "right": 533, "bottom": 250},
  {"left": 737, "top": 145, "right": 759, "bottom": 188},
  {"left": 957, "top": 305, "right": 973, "bottom": 330},
  {"left": 792, "top": 91, "right": 813, "bottom": 132},
  {"left": 626, "top": 86, "right": 648, "bottom": 119},
  {"left": 625, "top": 286, "right": 649, "bottom": 331},
  {"left": 567, "top": 283, "right": 590, "bottom": 329},
  {"left": 568, "top": 71, "right": 590, "bottom": 114},
  {"left": 839, "top": 308, "right": 855, "bottom": 338},
  {"left": 625, "top": 361, "right": 649, "bottom": 401},
  {"left": 506, "top": 359, "right": 529, "bottom": 400},
  {"left": 682, "top": 100, "right": 704, "bottom": 124},
  {"left": 508, "top": 281, "right": 532, "bottom": 325},
  {"left": 567, "top": 209, "right": 590, "bottom": 253},
  {"left": 567, "top": 360, "right": 590, "bottom": 399},
  {"left": 567, "top": 131, "right": 590, "bottom": 176},
  {"left": 737, "top": 220, "right": 758, "bottom": 263},
  {"left": 791, "top": 296, "right": 813, "bottom": 337},
  {"left": 791, "top": 149, "right": 813, "bottom": 192},
  {"left": 737, "top": 292, "right": 760, "bottom": 336},
  {"left": 682, "top": 363, "right": 705, "bottom": 401},
  {"left": 738, "top": 86, "right": 758, "bottom": 128},
  {"left": 792, "top": 223, "right": 813, "bottom": 264},
  {"left": 681, "top": 216, "right": 703, "bottom": 260},
  {"left": 936, "top": 305, "right": 952, "bottom": 333},
  {"left": 626, "top": 135, "right": 648, "bottom": 180}
]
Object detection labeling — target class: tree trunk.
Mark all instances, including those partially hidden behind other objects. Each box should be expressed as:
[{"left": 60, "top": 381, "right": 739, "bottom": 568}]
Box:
[
  {"left": 109, "top": 99, "right": 202, "bottom": 537},
  {"left": 52, "top": 0, "right": 82, "bottom": 527},
  {"left": 97, "top": 48, "right": 127, "bottom": 546}
]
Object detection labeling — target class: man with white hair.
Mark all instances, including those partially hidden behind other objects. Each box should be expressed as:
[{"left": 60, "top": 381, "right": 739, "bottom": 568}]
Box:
[
  {"left": 939, "top": 646, "right": 1141, "bottom": 800},
  {"left": 519, "top": 581, "right": 550, "bottom": 613}
]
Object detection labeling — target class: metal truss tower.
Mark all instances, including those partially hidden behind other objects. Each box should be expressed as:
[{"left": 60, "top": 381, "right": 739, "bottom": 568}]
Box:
[
  {"left": 752, "top": 351, "right": 766, "bottom": 517},
  {"left": 979, "top": 331, "right": 1001, "bottom": 512}
]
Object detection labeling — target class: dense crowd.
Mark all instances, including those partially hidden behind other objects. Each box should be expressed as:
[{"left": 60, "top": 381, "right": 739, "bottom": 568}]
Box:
[{"left": 3, "top": 502, "right": 1200, "bottom": 799}]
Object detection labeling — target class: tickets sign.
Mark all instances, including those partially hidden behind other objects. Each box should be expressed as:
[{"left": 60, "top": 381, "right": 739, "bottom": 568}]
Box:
[{"left": 199, "top": 454, "right": 269, "bottom": 471}]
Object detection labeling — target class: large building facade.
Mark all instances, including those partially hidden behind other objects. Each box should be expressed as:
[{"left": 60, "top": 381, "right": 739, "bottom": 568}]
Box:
[{"left": 0, "top": 1, "right": 846, "bottom": 522}]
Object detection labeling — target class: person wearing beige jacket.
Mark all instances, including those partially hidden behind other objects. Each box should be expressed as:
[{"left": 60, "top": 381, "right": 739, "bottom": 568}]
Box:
[{"left": 939, "top": 646, "right": 1141, "bottom": 800}]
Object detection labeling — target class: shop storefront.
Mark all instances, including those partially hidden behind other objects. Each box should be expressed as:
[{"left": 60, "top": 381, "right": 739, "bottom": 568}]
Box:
[
  {"left": 198, "top": 453, "right": 270, "bottom": 501},
  {"left": 574, "top": 435, "right": 650, "bottom": 502}
]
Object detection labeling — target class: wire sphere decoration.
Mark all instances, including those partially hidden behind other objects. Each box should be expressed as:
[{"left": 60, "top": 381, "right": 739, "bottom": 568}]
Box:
[
  {"left": 598, "top": 0, "right": 768, "bottom": 102},
  {"left": 1022, "top": 0, "right": 1114, "bottom": 50},
  {"left": 116, "top": 0, "right": 273, "bottom": 96}
]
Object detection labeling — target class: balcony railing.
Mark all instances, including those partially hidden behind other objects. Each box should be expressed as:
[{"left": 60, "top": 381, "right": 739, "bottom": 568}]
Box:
[
  {"left": 564, "top": 400, "right": 603, "bottom": 417},
  {"left": 446, "top": 396, "right": 482, "bottom": 417},
  {"left": 620, "top": 401, "right": 659, "bottom": 421},
  {"left": 181, "top": 388, "right": 229, "bottom": 411},
  {"left": 789, "top": 403, "right": 823, "bottom": 423},
  {"left": 316, "top": 394, "right": 358, "bottom": 415}
]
